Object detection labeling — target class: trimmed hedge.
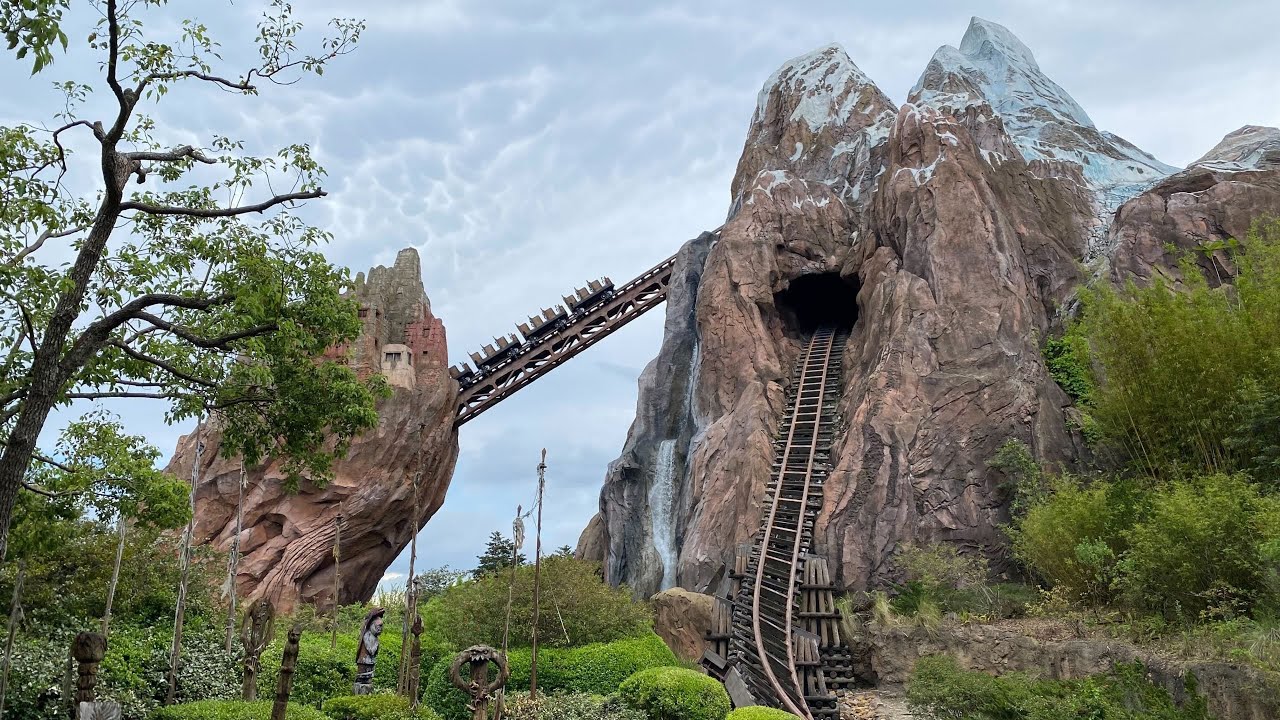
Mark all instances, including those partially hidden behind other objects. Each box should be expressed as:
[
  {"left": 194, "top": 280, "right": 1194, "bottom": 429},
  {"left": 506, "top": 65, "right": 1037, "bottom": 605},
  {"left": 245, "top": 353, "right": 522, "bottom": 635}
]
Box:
[
  {"left": 503, "top": 691, "right": 648, "bottom": 720},
  {"left": 149, "top": 699, "right": 329, "bottom": 720},
  {"left": 424, "top": 633, "right": 679, "bottom": 720},
  {"left": 726, "top": 709, "right": 802, "bottom": 720},
  {"left": 617, "top": 667, "right": 730, "bottom": 720},
  {"left": 322, "top": 694, "right": 442, "bottom": 720}
]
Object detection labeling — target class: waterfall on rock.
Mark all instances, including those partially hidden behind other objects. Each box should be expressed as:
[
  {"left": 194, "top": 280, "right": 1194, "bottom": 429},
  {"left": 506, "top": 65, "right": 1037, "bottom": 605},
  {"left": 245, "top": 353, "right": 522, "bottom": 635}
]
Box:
[{"left": 648, "top": 439, "right": 678, "bottom": 591}]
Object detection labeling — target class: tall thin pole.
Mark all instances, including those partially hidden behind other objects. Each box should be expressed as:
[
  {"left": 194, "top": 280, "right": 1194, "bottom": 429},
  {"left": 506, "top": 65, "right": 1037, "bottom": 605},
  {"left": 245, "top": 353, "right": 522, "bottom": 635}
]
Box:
[
  {"left": 225, "top": 460, "right": 246, "bottom": 653},
  {"left": 496, "top": 506, "right": 523, "bottom": 720},
  {"left": 101, "top": 514, "right": 127, "bottom": 638},
  {"left": 398, "top": 451, "right": 422, "bottom": 695},
  {"left": 167, "top": 422, "right": 203, "bottom": 705},
  {"left": 528, "top": 450, "right": 546, "bottom": 700},
  {"left": 330, "top": 513, "right": 343, "bottom": 651}
]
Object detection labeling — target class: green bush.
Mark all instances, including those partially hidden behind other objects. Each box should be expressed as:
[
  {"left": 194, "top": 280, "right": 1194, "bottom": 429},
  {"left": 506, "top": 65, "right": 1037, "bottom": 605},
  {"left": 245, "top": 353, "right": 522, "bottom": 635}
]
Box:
[
  {"left": 421, "top": 557, "right": 651, "bottom": 651},
  {"left": 322, "top": 694, "right": 441, "bottom": 720},
  {"left": 617, "top": 667, "right": 730, "bottom": 720},
  {"left": 1066, "top": 216, "right": 1280, "bottom": 478},
  {"left": 1119, "top": 474, "right": 1272, "bottom": 618},
  {"left": 725, "top": 708, "right": 802, "bottom": 720},
  {"left": 149, "top": 699, "right": 329, "bottom": 720},
  {"left": 906, "top": 655, "right": 1210, "bottom": 720},
  {"left": 503, "top": 691, "right": 648, "bottom": 720},
  {"left": 424, "top": 633, "right": 678, "bottom": 720},
  {"left": 1009, "top": 476, "right": 1127, "bottom": 605}
]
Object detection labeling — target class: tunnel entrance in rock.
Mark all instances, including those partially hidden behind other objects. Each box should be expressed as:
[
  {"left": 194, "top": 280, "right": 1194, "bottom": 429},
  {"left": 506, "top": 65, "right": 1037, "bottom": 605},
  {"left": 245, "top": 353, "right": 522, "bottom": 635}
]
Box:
[{"left": 774, "top": 273, "right": 859, "bottom": 334}]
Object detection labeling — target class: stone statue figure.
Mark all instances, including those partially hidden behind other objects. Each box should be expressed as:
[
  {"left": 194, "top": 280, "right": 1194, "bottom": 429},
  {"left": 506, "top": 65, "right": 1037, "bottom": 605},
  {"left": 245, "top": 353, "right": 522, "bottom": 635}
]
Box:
[{"left": 353, "top": 607, "right": 386, "bottom": 694}]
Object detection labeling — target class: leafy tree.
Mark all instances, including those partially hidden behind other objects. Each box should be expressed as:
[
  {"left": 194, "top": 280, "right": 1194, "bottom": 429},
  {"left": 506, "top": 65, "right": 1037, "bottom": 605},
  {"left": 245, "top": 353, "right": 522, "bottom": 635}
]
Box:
[
  {"left": 553, "top": 545, "right": 574, "bottom": 559},
  {"left": 1063, "top": 217, "right": 1280, "bottom": 480},
  {"left": 424, "top": 557, "right": 651, "bottom": 650},
  {"left": 412, "top": 566, "right": 466, "bottom": 603},
  {"left": 473, "top": 531, "right": 525, "bottom": 577},
  {"left": 0, "top": 0, "right": 379, "bottom": 557}
]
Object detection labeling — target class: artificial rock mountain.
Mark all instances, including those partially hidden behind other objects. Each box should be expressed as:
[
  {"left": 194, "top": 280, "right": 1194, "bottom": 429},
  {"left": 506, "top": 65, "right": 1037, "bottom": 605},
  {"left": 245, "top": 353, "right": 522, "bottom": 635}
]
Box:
[
  {"left": 578, "top": 17, "right": 1280, "bottom": 598},
  {"left": 167, "top": 249, "right": 459, "bottom": 612}
]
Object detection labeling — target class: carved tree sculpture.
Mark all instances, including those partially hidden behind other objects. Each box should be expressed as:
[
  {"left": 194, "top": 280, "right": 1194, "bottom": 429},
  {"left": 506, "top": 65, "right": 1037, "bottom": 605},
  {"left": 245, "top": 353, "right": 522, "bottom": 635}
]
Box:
[
  {"left": 448, "top": 645, "right": 510, "bottom": 720},
  {"left": 353, "top": 607, "right": 386, "bottom": 695},
  {"left": 71, "top": 632, "right": 107, "bottom": 705},
  {"left": 270, "top": 625, "right": 302, "bottom": 720},
  {"left": 239, "top": 598, "right": 276, "bottom": 700}
]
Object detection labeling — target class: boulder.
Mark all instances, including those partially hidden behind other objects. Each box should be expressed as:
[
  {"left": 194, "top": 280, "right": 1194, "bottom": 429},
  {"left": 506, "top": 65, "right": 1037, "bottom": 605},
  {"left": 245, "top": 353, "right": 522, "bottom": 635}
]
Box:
[{"left": 650, "top": 588, "right": 714, "bottom": 663}]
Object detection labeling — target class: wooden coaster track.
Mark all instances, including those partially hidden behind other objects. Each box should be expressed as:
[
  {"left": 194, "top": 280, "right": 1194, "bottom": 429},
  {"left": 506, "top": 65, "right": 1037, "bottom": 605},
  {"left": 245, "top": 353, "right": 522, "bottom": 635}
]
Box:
[{"left": 713, "top": 327, "right": 850, "bottom": 719}]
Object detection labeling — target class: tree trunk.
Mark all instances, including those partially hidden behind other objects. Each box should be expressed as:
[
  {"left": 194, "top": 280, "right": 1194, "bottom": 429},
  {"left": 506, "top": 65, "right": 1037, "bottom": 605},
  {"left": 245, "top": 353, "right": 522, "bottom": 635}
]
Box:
[
  {"left": 0, "top": 135, "right": 132, "bottom": 558},
  {"left": 0, "top": 560, "right": 25, "bottom": 718},
  {"left": 101, "top": 515, "right": 127, "bottom": 638},
  {"left": 166, "top": 423, "right": 203, "bottom": 705}
]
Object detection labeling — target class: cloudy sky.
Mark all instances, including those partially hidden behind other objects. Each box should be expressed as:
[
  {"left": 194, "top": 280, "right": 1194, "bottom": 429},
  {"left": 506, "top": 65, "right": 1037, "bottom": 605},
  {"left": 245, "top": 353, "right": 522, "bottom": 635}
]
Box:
[{"left": 4, "top": 1, "right": 1278, "bottom": 588}]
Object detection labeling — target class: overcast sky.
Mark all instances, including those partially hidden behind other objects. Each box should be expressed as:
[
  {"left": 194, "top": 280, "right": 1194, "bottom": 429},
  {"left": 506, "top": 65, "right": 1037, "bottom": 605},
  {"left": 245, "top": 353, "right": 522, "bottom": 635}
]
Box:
[{"left": 4, "top": 1, "right": 1278, "bottom": 589}]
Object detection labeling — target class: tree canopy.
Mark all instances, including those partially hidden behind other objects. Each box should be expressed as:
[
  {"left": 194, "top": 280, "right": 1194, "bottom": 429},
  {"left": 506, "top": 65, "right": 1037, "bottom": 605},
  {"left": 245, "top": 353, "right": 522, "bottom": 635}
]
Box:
[{"left": 0, "top": 0, "right": 380, "bottom": 557}]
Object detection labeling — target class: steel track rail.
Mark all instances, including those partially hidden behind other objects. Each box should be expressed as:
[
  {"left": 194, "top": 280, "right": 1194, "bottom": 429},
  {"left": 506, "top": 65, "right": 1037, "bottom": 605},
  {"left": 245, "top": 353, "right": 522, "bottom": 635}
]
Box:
[{"left": 749, "top": 327, "right": 838, "bottom": 720}]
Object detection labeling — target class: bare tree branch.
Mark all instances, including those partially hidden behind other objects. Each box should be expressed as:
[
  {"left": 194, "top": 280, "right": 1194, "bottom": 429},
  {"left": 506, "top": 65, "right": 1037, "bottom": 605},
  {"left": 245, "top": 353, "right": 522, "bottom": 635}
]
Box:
[
  {"left": 138, "top": 69, "right": 256, "bottom": 95},
  {"left": 107, "top": 341, "right": 217, "bottom": 389},
  {"left": 105, "top": 0, "right": 125, "bottom": 104},
  {"left": 133, "top": 312, "right": 276, "bottom": 349},
  {"left": 119, "top": 189, "right": 325, "bottom": 217},
  {"left": 59, "top": 292, "right": 234, "bottom": 377},
  {"left": 11, "top": 223, "right": 91, "bottom": 264},
  {"left": 65, "top": 391, "right": 182, "bottom": 401},
  {"left": 125, "top": 146, "right": 217, "bottom": 164}
]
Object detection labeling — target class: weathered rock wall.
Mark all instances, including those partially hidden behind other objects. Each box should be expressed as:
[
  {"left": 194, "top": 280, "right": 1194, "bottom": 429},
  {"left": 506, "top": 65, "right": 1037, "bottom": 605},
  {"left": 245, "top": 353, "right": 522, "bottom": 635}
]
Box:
[{"left": 167, "top": 249, "right": 459, "bottom": 613}]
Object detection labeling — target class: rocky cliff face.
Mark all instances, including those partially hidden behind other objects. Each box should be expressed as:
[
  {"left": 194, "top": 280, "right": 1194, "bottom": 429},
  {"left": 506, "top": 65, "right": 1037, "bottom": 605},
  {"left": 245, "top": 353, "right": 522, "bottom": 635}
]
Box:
[
  {"left": 580, "top": 16, "right": 1280, "bottom": 598},
  {"left": 167, "top": 249, "right": 459, "bottom": 613}
]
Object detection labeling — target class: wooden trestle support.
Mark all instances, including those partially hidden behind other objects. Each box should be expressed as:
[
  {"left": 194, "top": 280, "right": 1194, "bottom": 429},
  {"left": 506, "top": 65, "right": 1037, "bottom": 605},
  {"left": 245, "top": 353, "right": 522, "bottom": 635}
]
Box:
[{"left": 702, "top": 328, "right": 855, "bottom": 720}]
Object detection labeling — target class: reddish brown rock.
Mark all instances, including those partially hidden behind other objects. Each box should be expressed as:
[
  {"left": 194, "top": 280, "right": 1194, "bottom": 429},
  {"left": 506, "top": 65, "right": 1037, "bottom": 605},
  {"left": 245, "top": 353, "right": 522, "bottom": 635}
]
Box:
[
  {"left": 650, "top": 588, "right": 714, "bottom": 663},
  {"left": 167, "top": 249, "right": 459, "bottom": 613},
  {"left": 1107, "top": 165, "right": 1280, "bottom": 288}
]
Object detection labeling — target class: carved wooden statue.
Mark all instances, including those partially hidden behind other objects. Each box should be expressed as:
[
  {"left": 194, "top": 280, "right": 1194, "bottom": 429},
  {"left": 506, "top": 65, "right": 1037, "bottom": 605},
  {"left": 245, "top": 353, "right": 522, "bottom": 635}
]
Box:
[
  {"left": 270, "top": 625, "right": 302, "bottom": 720},
  {"left": 353, "top": 607, "right": 386, "bottom": 695},
  {"left": 448, "top": 645, "right": 510, "bottom": 720},
  {"left": 407, "top": 614, "right": 424, "bottom": 707},
  {"left": 240, "top": 598, "right": 276, "bottom": 700},
  {"left": 71, "top": 632, "right": 107, "bottom": 705}
]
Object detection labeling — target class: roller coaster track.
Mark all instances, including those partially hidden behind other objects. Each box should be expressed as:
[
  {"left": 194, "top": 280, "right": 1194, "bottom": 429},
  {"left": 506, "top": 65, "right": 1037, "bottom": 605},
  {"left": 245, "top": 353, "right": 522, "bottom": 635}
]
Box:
[
  {"left": 729, "top": 327, "right": 847, "bottom": 719},
  {"left": 453, "top": 249, "right": 682, "bottom": 426}
]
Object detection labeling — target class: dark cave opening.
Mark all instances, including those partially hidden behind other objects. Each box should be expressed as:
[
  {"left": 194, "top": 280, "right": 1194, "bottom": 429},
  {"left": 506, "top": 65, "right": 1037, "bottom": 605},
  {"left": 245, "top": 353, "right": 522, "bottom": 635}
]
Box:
[{"left": 774, "top": 273, "right": 860, "bottom": 334}]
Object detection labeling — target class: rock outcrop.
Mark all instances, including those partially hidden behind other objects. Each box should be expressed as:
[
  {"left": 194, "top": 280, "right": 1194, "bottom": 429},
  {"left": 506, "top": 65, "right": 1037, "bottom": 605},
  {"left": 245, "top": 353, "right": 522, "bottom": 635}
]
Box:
[
  {"left": 582, "top": 16, "right": 1280, "bottom": 600},
  {"left": 650, "top": 588, "right": 714, "bottom": 663},
  {"left": 167, "top": 249, "right": 459, "bottom": 613}
]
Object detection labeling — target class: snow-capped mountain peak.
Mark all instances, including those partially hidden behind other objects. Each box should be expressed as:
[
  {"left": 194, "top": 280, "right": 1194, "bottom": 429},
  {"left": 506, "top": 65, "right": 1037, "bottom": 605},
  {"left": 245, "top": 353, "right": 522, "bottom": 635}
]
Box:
[{"left": 909, "top": 17, "right": 1178, "bottom": 254}]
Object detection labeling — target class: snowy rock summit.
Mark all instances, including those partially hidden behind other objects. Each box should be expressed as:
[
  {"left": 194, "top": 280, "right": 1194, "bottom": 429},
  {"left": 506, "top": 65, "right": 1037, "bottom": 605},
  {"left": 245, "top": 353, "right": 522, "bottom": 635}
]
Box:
[
  {"left": 1192, "top": 125, "right": 1280, "bottom": 172},
  {"left": 912, "top": 18, "right": 1178, "bottom": 216}
]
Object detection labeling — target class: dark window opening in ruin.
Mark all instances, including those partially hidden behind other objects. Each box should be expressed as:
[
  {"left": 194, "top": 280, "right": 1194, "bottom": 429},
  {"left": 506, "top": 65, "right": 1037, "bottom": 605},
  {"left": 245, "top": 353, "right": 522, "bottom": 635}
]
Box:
[
  {"left": 385, "top": 351, "right": 402, "bottom": 368},
  {"left": 358, "top": 308, "right": 369, "bottom": 318},
  {"left": 774, "top": 272, "right": 859, "bottom": 334}
]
